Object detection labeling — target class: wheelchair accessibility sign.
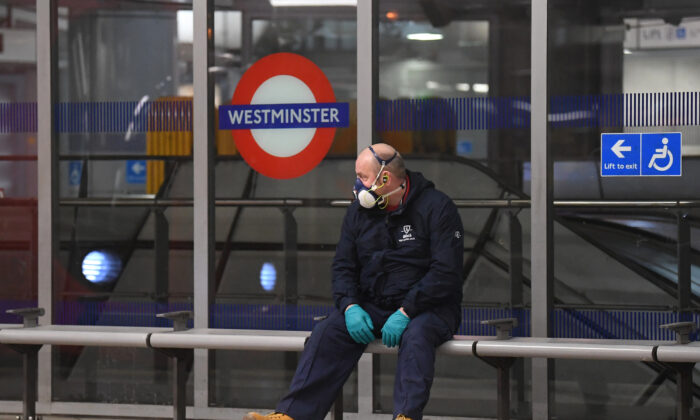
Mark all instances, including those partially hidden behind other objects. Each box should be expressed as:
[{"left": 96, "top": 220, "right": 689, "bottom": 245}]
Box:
[{"left": 601, "top": 132, "right": 681, "bottom": 177}]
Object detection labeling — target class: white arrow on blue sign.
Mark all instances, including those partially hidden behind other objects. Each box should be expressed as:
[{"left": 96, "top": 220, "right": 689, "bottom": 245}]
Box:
[
  {"left": 126, "top": 160, "right": 147, "bottom": 184},
  {"left": 69, "top": 161, "right": 83, "bottom": 186},
  {"left": 601, "top": 132, "right": 681, "bottom": 177}
]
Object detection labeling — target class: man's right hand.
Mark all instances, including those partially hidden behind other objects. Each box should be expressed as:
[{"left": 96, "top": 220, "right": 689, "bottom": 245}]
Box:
[{"left": 344, "top": 305, "right": 375, "bottom": 344}]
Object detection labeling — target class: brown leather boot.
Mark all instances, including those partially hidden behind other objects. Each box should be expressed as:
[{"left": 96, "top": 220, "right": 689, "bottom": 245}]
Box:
[{"left": 243, "top": 413, "right": 294, "bottom": 420}]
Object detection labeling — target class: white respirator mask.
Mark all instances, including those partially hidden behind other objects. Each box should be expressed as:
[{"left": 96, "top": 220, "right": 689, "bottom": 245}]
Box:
[{"left": 353, "top": 146, "right": 405, "bottom": 209}]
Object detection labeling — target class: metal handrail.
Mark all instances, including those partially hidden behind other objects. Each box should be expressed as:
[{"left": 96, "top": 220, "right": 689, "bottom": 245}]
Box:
[{"left": 50, "top": 197, "right": 700, "bottom": 208}]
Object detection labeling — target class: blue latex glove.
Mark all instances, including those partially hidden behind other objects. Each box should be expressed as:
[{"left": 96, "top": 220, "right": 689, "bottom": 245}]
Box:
[
  {"left": 345, "top": 305, "right": 375, "bottom": 344},
  {"left": 382, "top": 309, "right": 410, "bottom": 348}
]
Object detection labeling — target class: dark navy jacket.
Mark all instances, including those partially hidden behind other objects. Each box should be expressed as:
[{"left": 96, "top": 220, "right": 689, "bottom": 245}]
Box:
[{"left": 332, "top": 170, "right": 464, "bottom": 328}]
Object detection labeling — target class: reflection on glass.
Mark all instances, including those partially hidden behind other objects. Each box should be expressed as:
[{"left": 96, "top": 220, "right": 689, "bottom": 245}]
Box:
[
  {"left": 376, "top": 1, "right": 532, "bottom": 418},
  {"left": 52, "top": 0, "right": 194, "bottom": 405},
  {"left": 210, "top": 3, "right": 358, "bottom": 411},
  {"left": 0, "top": 0, "right": 37, "bottom": 401},
  {"left": 549, "top": 1, "right": 700, "bottom": 418}
]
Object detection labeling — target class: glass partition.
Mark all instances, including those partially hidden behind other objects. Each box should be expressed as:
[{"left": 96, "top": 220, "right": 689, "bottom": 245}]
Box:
[
  {"left": 549, "top": 1, "right": 700, "bottom": 418},
  {"left": 0, "top": 0, "right": 37, "bottom": 402},
  {"left": 376, "top": 0, "right": 532, "bottom": 417},
  {"left": 52, "top": 0, "right": 193, "bottom": 405},
  {"left": 209, "top": 1, "right": 358, "bottom": 411}
]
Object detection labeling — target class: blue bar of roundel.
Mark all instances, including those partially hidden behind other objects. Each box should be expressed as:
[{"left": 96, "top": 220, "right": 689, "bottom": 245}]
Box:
[{"left": 219, "top": 102, "right": 350, "bottom": 130}]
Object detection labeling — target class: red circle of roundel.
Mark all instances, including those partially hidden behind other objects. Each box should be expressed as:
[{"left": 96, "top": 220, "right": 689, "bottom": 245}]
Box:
[{"left": 230, "top": 52, "right": 337, "bottom": 179}]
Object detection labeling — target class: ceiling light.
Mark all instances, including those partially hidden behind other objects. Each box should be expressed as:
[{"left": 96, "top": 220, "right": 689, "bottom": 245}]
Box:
[
  {"left": 473, "top": 83, "right": 489, "bottom": 93},
  {"left": 426, "top": 80, "right": 452, "bottom": 91},
  {"left": 269, "top": 0, "right": 356, "bottom": 6},
  {"left": 406, "top": 33, "right": 443, "bottom": 41},
  {"left": 456, "top": 83, "right": 470, "bottom": 92}
]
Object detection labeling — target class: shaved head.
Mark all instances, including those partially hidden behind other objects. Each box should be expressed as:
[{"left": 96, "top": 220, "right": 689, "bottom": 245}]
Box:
[{"left": 357, "top": 143, "right": 406, "bottom": 179}]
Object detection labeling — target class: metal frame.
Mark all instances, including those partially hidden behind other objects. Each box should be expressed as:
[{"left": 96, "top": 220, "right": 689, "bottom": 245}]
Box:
[
  {"left": 356, "top": 0, "right": 375, "bottom": 153},
  {"left": 192, "top": 0, "right": 215, "bottom": 413},
  {"left": 26, "top": 0, "right": 700, "bottom": 419},
  {"left": 356, "top": 1, "right": 376, "bottom": 414},
  {"left": 530, "top": 0, "right": 551, "bottom": 419},
  {"left": 36, "top": 0, "right": 57, "bottom": 409}
]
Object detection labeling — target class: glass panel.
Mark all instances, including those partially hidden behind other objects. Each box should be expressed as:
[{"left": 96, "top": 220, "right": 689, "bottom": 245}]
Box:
[
  {"left": 376, "top": 1, "right": 532, "bottom": 417},
  {"left": 0, "top": 0, "right": 36, "bottom": 401},
  {"left": 209, "top": 1, "right": 357, "bottom": 411},
  {"left": 52, "top": 0, "right": 193, "bottom": 405},
  {"left": 549, "top": 1, "right": 700, "bottom": 417}
]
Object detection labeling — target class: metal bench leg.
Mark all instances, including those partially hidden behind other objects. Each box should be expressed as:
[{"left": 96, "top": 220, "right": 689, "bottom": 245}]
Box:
[
  {"left": 330, "top": 390, "right": 343, "bottom": 420},
  {"left": 667, "top": 362, "right": 694, "bottom": 420},
  {"left": 172, "top": 350, "right": 193, "bottom": 420},
  {"left": 154, "top": 348, "right": 192, "bottom": 420},
  {"left": 8, "top": 344, "right": 42, "bottom": 420},
  {"left": 478, "top": 356, "right": 515, "bottom": 420},
  {"left": 4, "top": 308, "right": 46, "bottom": 420},
  {"left": 24, "top": 348, "right": 39, "bottom": 420}
]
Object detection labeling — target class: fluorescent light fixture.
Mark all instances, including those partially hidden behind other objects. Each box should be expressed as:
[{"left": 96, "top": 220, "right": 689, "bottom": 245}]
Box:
[
  {"left": 456, "top": 83, "right": 470, "bottom": 92},
  {"left": 406, "top": 33, "right": 444, "bottom": 41},
  {"left": 426, "top": 80, "right": 452, "bottom": 91},
  {"left": 623, "top": 48, "right": 633, "bottom": 54},
  {"left": 177, "top": 10, "right": 193, "bottom": 43},
  {"left": 473, "top": 83, "right": 489, "bottom": 93},
  {"left": 270, "top": 0, "right": 356, "bottom": 6}
]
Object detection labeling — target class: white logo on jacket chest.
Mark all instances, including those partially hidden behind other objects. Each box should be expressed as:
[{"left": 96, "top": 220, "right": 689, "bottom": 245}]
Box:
[{"left": 398, "top": 225, "right": 416, "bottom": 243}]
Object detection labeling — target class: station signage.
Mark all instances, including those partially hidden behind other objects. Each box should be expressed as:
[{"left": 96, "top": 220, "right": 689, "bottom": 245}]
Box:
[
  {"left": 220, "top": 53, "right": 349, "bottom": 179},
  {"left": 601, "top": 132, "right": 681, "bottom": 177}
]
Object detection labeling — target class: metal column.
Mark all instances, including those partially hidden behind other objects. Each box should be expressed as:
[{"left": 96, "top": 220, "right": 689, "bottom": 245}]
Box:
[
  {"left": 530, "top": 0, "right": 552, "bottom": 419},
  {"left": 677, "top": 212, "right": 690, "bottom": 313},
  {"left": 509, "top": 212, "right": 526, "bottom": 418},
  {"left": 356, "top": 0, "right": 377, "bottom": 152},
  {"left": 36, "top": 0, "right": 58, "bottom": 409},
  {"left": 193, "top": 0, "right": 215, "bottom": 412},
  {"left": 356, "top": 1, "right": 377, "bottom": 416}
]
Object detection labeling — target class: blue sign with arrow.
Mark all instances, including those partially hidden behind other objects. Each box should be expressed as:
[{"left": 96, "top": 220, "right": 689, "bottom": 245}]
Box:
[
  {"left": 601, "top": 133, "right": 640, "bottom": 176},
  {"left": 601, "top": 132, "right": 681, "bottom": 177},
  {"left": 126, "top": 160, "right": 147, "bottom": 184},
  {"left": 68, "top": 161, "right": 83, "bottom": 186}
]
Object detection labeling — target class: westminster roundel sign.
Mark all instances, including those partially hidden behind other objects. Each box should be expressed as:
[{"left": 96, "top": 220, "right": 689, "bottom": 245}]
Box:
[{"left": 219, "top": 53, "right": 349, "bottom": 179}]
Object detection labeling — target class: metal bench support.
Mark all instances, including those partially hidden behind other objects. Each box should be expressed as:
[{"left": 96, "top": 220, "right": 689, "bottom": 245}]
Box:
[
  {"left": 5, "top": 307, "right": 45, "bottom": 420},
  {"left": 659, "top": 321, "right": 698, "bottom": 420},
  {"left": 330, "top": 390, "right": 343, "bottom": 420},
  {"left": 156, "top": 311, "right": 194, "bottom": 420},
  {"left": 477, "top": 318, "right": 519, "bottom": 420}
]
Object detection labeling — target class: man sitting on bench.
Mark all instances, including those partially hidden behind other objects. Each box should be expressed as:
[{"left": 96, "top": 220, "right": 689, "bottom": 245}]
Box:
[{"left": 245, "top": 143, "right": 465, "bottom": 420}]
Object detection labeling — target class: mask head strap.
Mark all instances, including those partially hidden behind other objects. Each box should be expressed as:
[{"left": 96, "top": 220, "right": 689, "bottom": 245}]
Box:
[{"left": 368, "top": 145, "right": 397, "bottom": 166}]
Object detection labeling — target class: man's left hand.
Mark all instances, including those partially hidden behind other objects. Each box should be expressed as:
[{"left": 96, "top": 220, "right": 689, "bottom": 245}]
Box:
[{"left": 381, "top": 309, "right": 410, "bottom": 348}]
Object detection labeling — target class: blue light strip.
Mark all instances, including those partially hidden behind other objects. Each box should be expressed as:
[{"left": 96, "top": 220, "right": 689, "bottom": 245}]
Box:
[
  {"left": 0, "top": 100, "right": 195, "bottom": 134},
  {"left": 1, "top": 92, "right": 699, "bottom": 134},
  {"left": 376, "top": 92, "right": 700, "bottom": 131}
]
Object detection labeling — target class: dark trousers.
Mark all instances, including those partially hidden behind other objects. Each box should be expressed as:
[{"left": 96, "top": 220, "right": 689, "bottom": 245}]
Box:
[{"left": 276, "top": 303, "right": 454, "bottom": 420}]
